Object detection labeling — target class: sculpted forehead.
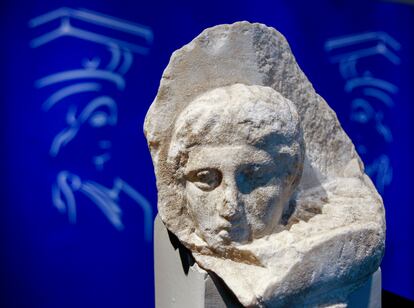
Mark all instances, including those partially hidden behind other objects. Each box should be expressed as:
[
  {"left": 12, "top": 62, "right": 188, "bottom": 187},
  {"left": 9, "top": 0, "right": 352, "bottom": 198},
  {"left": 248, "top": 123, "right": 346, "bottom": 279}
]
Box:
[
  {"left": 170, "top": 84, "right": 301, "bottom": 154},
  {"left": 185, "top": 145, "right": 273, "bottom": 172}
]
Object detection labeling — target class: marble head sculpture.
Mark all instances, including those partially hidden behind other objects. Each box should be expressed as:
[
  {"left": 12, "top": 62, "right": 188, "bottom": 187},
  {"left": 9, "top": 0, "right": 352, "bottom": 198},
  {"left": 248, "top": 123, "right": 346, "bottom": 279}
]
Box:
[
  {"left": 169, "top": 85, "right": 305, "bottom": 250},
  {"left": 144, "top": 22, "right": 385, "bottom": 307}
]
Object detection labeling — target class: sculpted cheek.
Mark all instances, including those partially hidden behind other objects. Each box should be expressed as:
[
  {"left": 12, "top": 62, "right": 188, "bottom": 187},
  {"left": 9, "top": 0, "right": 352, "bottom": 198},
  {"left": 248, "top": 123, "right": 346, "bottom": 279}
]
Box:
[
  {"left": 247, "top": 186, "right": 279, "bottom": 215},
  {"left": 186, "top": 184, "right": 202, "bottom": 209},
  {"left": 186, "top": 184, "right": 222, "bottom": 218}
]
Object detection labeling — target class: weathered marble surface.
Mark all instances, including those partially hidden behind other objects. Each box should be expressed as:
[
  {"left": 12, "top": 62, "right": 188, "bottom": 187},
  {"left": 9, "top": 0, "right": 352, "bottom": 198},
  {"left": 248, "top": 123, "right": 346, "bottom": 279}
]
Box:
[
  {"left": 154, "top": 215, "right": 382, "bottom": 308},
  {"left": 144, "top": 22, "right": 385, "bottom": 307}
]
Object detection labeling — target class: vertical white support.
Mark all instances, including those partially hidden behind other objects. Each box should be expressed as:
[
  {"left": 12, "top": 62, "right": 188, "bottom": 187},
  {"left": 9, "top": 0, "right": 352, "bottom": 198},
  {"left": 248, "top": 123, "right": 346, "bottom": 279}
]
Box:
[{"left": 154, "top": 215, "right": 241, "bottom": 308}]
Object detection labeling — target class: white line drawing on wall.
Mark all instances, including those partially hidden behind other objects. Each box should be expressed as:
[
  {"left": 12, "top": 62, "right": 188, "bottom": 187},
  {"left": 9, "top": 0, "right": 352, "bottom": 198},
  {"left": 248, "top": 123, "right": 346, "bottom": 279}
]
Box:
[
  {"left": 41, "top": 82, "right": 102, "bottom": 111},
  {"left": 325, "top": 31, "right": 400, "bottom": 193},
  {"left": 53, "top": 171, "right": 153, "bottom": 241},
  {"left": 29, "top": 7, "right": 153, "bottom": 54},
  {"left": 49, "top": 96, "right": 117, "bottom": 157},
  {"left": 29, "top": 8, "right": 154, "bottom": 236},
  {"left": 325, "top": 31, "right": 401, "bottom": 79},
  {"left": 36, "top": 69, "right": 126, "bottom": 90}
]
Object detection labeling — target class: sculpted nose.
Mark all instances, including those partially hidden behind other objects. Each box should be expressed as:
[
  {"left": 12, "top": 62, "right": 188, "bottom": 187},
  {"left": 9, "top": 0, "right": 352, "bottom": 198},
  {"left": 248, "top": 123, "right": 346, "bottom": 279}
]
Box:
[{"left": 218, "top": 179, "right": 241, "bottom": 219}]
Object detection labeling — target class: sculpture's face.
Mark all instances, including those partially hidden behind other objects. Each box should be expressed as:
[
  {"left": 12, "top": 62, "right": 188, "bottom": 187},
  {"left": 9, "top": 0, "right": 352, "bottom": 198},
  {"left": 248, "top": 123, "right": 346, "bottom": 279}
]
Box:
[
  {"left": 185, "top": 143, "right": 295, "bottom": 247},
  {"left": 167, "top": 84, "right": 304, "bottom": 248}
]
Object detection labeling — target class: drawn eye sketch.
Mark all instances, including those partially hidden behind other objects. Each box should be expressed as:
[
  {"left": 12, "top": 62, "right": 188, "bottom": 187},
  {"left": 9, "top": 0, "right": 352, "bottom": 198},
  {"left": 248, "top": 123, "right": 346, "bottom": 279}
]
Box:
[{"left": 48, "top": 96, "right": 117, "bottom": 158}]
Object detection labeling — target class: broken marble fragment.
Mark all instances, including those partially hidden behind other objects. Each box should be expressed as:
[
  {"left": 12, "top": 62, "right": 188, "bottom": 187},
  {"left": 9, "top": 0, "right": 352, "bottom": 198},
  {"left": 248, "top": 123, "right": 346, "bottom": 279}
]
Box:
[{"left": 144, "top": 21, "right": 385, "bottom": 307}]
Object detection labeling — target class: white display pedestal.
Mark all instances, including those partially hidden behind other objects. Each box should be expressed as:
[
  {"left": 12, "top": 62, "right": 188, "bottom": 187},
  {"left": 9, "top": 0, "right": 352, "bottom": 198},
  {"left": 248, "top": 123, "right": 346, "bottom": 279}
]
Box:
[{"left": 154, "top": 216, "right": 381, "bottom": 308}]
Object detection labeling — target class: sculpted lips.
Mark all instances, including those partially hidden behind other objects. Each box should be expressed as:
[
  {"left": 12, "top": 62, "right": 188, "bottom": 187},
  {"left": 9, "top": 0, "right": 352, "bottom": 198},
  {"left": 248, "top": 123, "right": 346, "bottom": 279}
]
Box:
[{"left": 218, "top": 229, "right": 230, "bottom": 240}]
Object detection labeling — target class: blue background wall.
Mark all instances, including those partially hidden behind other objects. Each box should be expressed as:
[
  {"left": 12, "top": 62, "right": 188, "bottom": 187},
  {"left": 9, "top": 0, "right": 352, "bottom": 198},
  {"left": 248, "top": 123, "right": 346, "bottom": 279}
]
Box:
[{"left": 1, "top": 0, "right": 413, "bottom": 307}]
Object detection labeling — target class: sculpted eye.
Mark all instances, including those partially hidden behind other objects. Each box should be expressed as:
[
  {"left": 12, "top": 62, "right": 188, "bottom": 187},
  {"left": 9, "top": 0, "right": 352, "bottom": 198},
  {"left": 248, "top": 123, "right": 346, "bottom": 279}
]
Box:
[
  {"left": 242, "top": 164, "right": 269, "bottom": 180},
  {"left": 186, "top": 168, "right": 222, "bottom": 191},
  {"left": 243, "top": 165, "right": 261, "bottom": 177},
  {"left": 237, "top": 163, "right": 275, "bottom": 194}
]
